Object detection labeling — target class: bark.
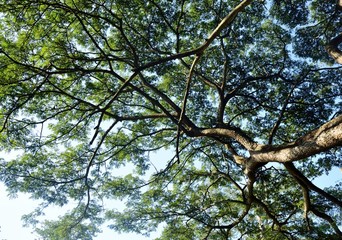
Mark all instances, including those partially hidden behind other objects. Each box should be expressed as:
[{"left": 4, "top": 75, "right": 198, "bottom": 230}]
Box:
[
  {"left": 198, "top": 126, "right": 258, "bottom": 151},
  {"left": 250, "top": 114, "right": 342, "bottom": 163},
  {"left": 338, "top": 0, "right": 342, "bottom": 11},
  {"left": 196, "top": 115, "right": 342, "bottom": 164},
  {"left": 326, "top": 33, "right": 342, "bottom": 64},
  {"left": 326, "top": 1, "right": 342, "bottom": 64}
]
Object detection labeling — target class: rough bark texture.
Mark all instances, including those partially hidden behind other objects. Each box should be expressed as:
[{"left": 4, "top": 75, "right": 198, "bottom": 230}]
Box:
[
  {"left": 250, "top": 114, "right": 342, "bottom": 163},
  {"left": 326, "top": 33, "right": 342, "bottom": 64},
  {"left": 326, "top": 1, "right": 342, "bottom": 64},
  {"left": 197, "top": 115, "right": 342, "bottom": 165}
]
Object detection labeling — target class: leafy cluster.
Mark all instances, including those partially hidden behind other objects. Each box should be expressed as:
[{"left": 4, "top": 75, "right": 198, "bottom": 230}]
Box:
[{"left": 0, "top": 0, "right": 341, "bottom": 239}]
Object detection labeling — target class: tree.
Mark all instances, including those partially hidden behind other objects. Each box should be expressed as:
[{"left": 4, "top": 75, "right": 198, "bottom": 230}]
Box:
[{"left": 0, "top": 0, "right": 341, "bottom": 239}]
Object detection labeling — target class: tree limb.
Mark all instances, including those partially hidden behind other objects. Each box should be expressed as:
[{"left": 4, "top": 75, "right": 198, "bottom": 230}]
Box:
[
  {"left": 284, "top": 162, "right": 342, "bottom": 208},
  {"left": 133, "top": 0, "right": 253, "bottom": 72},
  {"left": 250, "top": 114, "right": 342, "bottom": 163},
  {"left": 326, "top": 33, "right": 342, "bottom": 64}
]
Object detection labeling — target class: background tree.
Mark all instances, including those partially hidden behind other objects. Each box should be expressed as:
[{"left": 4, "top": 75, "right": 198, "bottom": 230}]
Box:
[{"left": 0, "top": 0, "right": 341, "bottom": 239}]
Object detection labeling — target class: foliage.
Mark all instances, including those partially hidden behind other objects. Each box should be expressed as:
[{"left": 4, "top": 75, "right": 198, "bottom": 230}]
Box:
[{"left": 0, "top": 0, "right": 341, "bottom": 239}]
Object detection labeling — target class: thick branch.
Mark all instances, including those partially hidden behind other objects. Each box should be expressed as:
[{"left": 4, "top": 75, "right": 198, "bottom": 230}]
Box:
[
  {"left": 326, "top": 33, "right": 342, "bottom": 64},
  {"left": 198, "top": 126, "right": 258, "bottom": 151},
  {"left": 250, "top": 115, "right": 342, "bottom": 163}
]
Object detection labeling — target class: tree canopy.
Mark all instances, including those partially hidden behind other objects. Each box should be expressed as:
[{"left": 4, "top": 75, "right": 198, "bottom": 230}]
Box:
[{"left": 0, "top": 0, "right": 341, "bottom": 239}]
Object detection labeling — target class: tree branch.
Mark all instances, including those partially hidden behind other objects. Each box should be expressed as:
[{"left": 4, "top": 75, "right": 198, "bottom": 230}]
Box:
[
  {"left": 133, "top": 0, "right": 253, "bottom": 72},
  {"left": 250, "top": 114, "right": 342, "bottom": 163},
  {"left": 310, "top": 207, "right": 342, "bottom": 236},
  {"left": 326, "top": 33, "right": 342, "bottom": 64},
  {"left": 284, "top": 162, "right": 342, "bottom": 208},
  {"left": 197, "top": 126, "right": 258, "bottom": 151}
]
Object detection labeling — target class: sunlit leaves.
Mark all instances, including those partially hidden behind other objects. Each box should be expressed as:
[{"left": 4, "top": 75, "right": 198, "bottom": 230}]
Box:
[
  {"left": 35, "top": 203, "right": 104, "bottom": 240},
  {"left": 0, "top": 0, "right": 341, "bottom": 239}
]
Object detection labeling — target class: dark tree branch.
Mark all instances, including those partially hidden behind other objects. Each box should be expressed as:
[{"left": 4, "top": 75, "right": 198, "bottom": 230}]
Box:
[
  {"left": 268, "top": 81, "right": 298, "bottom": 144},
  {"left": 284, "top": 162, "right": 342, "bottom": 208},
  {"left": 284, "top": 161, "right": 342, "bottom": 235},
  {"left": 310, "top": 207, "right": 342, "bottom": 236}
]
